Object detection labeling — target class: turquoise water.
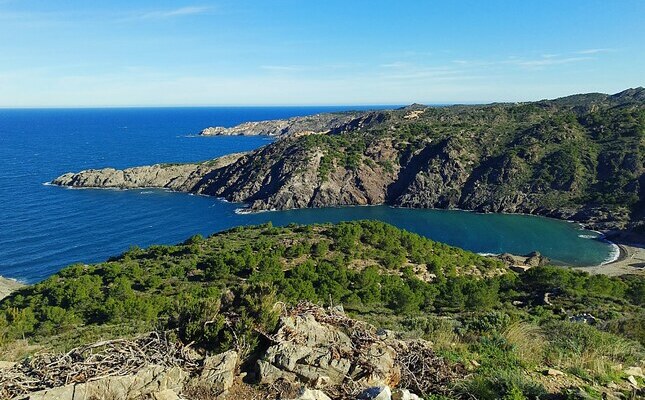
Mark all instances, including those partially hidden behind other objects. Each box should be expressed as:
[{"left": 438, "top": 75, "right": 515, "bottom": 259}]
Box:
[{"left": 0, "top": 108, "right": 616, "bottom": 283}]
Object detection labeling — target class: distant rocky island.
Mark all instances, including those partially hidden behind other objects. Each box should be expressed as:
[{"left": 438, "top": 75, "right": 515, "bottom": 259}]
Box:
[
  {"left": 53, "top": 88, "right": 645, "bottom": 231},
  {"left": 199, "top": 111, "right": 363, "bottom": 137}
]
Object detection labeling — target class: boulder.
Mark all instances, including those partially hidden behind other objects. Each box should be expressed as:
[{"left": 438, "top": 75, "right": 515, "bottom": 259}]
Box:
[
  {"left": 545, "top": 368, "right": 565, "bottom": 377},
  {"left": 23, "top": 365, "right": 188, "bottom": 400},
  {"left": 358, "top": 386, "right": 392, "bottom": 400},
  {"left": 257, "top": 313, "right": 401, "bottom": 389},
  {"left": 624, "top": 366, "right": 644, "bottom": 378},
  {"left": 200, "top": 350, "right": 238, "bottom": 392},
  {"left": 392, "top": 388, "right": 422, "bottom": 400},
  {"left": 151, "top": 389, "right": 181, "bottom": 400},
  {"left": 258, "top": 314, "right": 353, "bottom": 386},
  {"left": 524, "top": 251, "right": 549, "bottom": 267},
  {"left": 626, "top": 375, "right": 639, "bottom": 388},
  {"left": 290, "top": 388, "right": 333, "bottom": 400}
]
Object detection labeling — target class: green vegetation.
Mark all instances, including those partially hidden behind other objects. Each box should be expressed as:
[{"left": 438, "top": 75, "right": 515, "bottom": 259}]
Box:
[
  {"left": 1, "top": 221, "right": 643, "bottom": 399},
  {"left": 286, "top": 92, "right": 643, "bottom": 220}
]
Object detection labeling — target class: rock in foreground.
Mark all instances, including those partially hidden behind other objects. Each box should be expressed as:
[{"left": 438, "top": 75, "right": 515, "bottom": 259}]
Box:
[{"left": 2, "top": 304, "right": 462, "bottom": 400}]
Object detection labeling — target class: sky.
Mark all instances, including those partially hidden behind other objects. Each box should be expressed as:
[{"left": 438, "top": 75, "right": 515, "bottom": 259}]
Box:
[{"left": 0, "top": 0, "right": 643, "bottom": 107}]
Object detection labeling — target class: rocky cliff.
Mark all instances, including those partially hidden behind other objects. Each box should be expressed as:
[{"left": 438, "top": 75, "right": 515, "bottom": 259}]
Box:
[{"left": 53, "top": 89, "right": 645, "bottom": 229}]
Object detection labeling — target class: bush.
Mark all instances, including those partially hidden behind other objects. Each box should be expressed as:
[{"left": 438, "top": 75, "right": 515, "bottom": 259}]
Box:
[
  {"left": 544, "top": 320, "right": 644, "bottom": 382},
  {"left": 457, "top": 369, "right": 547, "bottom": 400}
]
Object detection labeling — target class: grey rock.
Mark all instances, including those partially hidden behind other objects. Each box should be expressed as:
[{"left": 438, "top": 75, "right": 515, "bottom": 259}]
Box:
[
  {"left": 151, "top": 389, "right": 181, "bottom": 400},
  {"left": 0, "top": 276, "right": 24, "bottom": 301},
  {"left": 358, "top": 386, "right": 392, "bottom": 400},
  {"left": 51, "top": 152, "right": 245, "bottom": 192},
  {"left": 290, "top": 388, "right": 333, "bottom": 400},
  {"left": 0, "top": 360, "right": 16, "bottom": 370},
  {"left": 258, "top": 314, "right": 353, "bottom": 386},
  {"left": 199, "top": 350, "right": 238, "bottom": 392},
  {"left": 258, "top": 313, "right": 400, "bottom": 388},
  {"left": 545, "top": 368, "right": 565, "bottom": 376},
  {"left": 624, "top": 366, "right": 644, "bottom": 378},
  {"left": 24, "top": 365, "right": 188, "bottom": 400},
  {"left": 524, "top": 251, "right": 549, "bottom": 267}
]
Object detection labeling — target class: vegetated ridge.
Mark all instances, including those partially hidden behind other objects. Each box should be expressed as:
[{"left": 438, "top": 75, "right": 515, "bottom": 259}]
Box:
[
  {"left": 1, "top": 221, "right": 643, "bottom": 399},
  {"left": 52, "top": 88, "right": 645, "bottom": 230}
]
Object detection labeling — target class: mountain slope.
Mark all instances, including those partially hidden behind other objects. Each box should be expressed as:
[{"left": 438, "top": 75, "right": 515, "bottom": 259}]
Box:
[{"left": 53, "top": 89, "right": 645, "bottom": 229}]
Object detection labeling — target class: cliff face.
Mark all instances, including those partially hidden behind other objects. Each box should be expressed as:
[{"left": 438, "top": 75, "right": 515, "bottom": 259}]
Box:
[{"left": 53, "top": 89, "right": 645, "bottom": 228}]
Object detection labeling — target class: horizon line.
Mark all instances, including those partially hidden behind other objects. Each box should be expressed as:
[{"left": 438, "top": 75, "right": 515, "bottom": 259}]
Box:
[{"left": 0, "top": 100, "right": 530, "bottom": 110}]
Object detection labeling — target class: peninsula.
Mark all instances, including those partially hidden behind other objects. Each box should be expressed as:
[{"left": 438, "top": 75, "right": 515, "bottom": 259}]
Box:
[{"left": 53, "top": 89, "right": 645, "bottom": 233}]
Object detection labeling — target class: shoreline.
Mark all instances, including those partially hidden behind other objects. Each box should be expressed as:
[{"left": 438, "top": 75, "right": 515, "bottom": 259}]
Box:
[
  {"left": 578, "top": 241, "right": 645, "bottom": 276},
  {"left": 35, "top": 182, "right": 645, "bottom": 278}
]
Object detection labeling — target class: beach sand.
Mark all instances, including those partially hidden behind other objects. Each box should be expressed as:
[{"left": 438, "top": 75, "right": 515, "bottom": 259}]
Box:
[{"left": 577, "top": 241, "right": 645, "bottom": 276}]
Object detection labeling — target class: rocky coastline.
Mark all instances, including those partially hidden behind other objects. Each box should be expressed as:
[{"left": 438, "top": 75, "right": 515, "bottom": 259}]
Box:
[
  {"left": 53, "top": 89, "right": 644, "bottom": 235},
  {"left": 0, "top": 277, "right": 23, "bottom": 301}
]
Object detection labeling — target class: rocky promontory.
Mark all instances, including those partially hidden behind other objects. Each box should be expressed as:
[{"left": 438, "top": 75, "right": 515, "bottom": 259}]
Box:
[
  {"left": 199, "top": 112, "right": 363, "bottom": 137},
  {"left": 53, "top": 89, "right": 645, "bottom": 230},
  {"left": 51, "top": 152, "right": 246, "bottom": 192}
]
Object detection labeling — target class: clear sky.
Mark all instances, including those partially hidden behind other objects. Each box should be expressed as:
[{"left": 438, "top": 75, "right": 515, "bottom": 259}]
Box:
[{"left": 0, "top": 0, "right": 643, "bottom": 107}]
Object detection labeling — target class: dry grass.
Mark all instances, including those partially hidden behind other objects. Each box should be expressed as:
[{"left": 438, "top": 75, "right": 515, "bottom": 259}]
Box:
[
  {"left": 0, "top": 339, "right": 41, "bottom": 362},
  {"left": 543, "top": 321, "right": 644, "bottom": 382},
  {"left": 503, "top": 322, "right": 545, "bottom": 367}
]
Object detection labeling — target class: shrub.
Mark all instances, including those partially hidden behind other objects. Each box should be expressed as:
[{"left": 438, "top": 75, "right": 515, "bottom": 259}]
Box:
[{"left": 457, "top": 369, "right": 547, "bottom": 400}]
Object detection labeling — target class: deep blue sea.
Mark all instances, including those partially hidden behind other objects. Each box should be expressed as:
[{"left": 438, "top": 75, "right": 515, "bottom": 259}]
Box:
[{"left": 0, "top": 107, "right": 617, "bottom": 283}]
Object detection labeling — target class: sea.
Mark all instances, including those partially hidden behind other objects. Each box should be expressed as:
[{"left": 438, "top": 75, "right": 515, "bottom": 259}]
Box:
[{"left": 0, "top": 107, "right": 618, "bottom": 283}]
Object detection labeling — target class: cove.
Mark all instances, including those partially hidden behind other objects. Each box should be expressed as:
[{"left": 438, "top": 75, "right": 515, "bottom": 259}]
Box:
[{"left": 0, "top": 107, "right": 616, "bottom": 283}]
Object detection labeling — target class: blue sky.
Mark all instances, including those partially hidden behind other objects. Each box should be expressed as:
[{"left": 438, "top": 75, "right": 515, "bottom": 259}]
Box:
[{"left": 0, "top": 0, "right": 643, "bottom": 106}]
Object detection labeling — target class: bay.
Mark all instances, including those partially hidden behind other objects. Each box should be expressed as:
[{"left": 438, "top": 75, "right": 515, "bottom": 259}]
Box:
[{"left": 0, "top": 107, "right": 616, "bottom": 283}]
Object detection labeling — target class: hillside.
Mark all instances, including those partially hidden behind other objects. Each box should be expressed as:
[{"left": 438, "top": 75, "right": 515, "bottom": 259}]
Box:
[
  {"left": 1, "top": 221, "right": 644, "bottom": 399},
  {"left": 52, "top": 89, "right": 645, "bottom": 230}
]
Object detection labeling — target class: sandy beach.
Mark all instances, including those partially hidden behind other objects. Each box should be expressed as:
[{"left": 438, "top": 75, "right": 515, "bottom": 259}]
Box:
[{"left": 577, "top": 241, "right": 645, "bottom": 276}]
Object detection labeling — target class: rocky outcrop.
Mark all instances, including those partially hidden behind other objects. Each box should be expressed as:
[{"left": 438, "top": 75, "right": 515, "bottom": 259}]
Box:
[
  {"left": 4, "top": 304, "right": 461, "bottom": 400},
  {"left": 253, "top": 304, "right": 462, "bottom": 399},
  {"left": 195, "top": 136, "right": 399, "bottom": 211},
  {"left": 22, "top": 365, "right": 188, "bottom": 400},
  {"left": 51, "top": 152, "right": 245, "bottom": 192},
  {"left": 199, "top": 112, "right": 363, "bottom": 137},
  {"left": 192, "top": 350, "right": 237, "bottom": 395},
  {"left": 290, "top": 388, "right": 333, "bottom": 400},
  {"left": 0, "top": 277, "right": 23, "bottom": 301},
  {"left": 257, "top": 313, "right": 399, "bottom": 388}
]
